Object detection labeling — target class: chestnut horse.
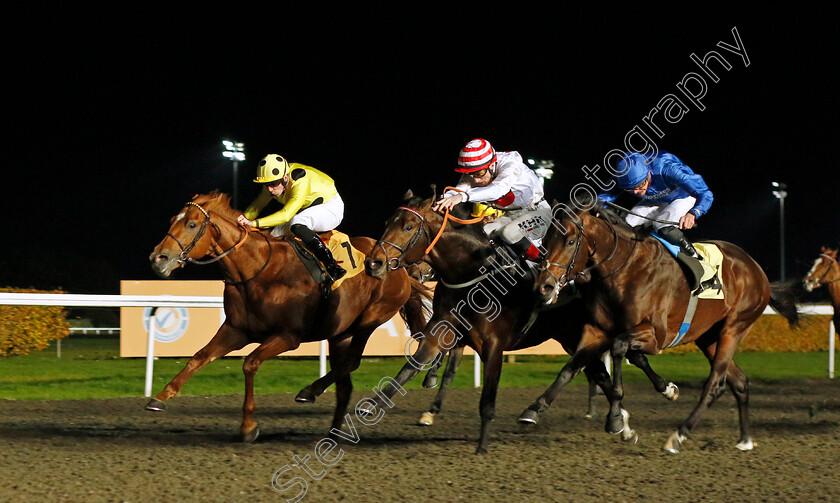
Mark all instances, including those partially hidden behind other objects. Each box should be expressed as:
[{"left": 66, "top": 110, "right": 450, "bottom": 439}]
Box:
[
  {"left": 147, "top": 192, "right": 431, "bottom": 442},
  {"left": 803, "top": 246, "right": 840, "bottom": 331},
  {"left": 363, "top": 189, "right": 675, "bottom": 453},
  {"left": 532, "top": 198, "right": 799, "bottom": 453}
]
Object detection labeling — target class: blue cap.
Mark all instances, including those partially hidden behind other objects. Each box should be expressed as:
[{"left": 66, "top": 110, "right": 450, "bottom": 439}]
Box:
[{"left": 616, "top": 153, "right": 650, "bottom": 189}]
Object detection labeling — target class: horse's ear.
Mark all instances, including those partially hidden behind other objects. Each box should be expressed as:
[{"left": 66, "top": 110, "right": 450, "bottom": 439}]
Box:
[
  {"left": 821, "top": 246, "right": 827, "bottom": 253},
  {"left": 430, "top": 184, "right": 437, "bottom": 200},
  {"left": 403, "top": 189, "right": 414, "bottom": 201}
]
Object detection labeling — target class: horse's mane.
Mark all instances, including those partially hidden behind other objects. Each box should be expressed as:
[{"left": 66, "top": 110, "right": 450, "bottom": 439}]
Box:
[{"left": 192, "top": 191, "right": 245, "bottom": 224}]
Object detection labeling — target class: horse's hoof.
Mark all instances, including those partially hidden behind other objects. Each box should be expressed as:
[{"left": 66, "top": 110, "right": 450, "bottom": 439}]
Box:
[
  {"left": 622, "top": 429, "right": 639, "bottom": 444},
  {"left": 356, "top": 402, "right": 376, "bottom": 417},
  {"left": 584, "top": 408, "right": 597, "bottom": 420},
  {"left": 418, "top": 411, "right": 435, "bottom": 426},
  {"left": 662, "top": 431, "right": 686, "bottom": 454},
  {"left": 475, "top": 446, "right": 488, "bottom": 455},
  {"left": 145, "top": 398, "right": 167, "bottom": 412},
  {"left": 605, "top": 413, "right": 624, "bottom": 434},
  {"left": 295, "top": 388, "right": 317, "bottom": 403},
  {"left": 662, "top": 382, "right": 679, "bottom": 401},
  {"left": 422, "top": 374, "right": 439, "bottom": 389},
  {"left": 518, "top": 409, "right": 539, "bottom": 425},
  {"left": 735, "top": 438, "right": 755, "bottom": 451},
  {"left": 242, "top": 425, "right": 260, "bottom": 443},
  {"left": 618, "top": 409, "right": 637, "bottom": 443}
]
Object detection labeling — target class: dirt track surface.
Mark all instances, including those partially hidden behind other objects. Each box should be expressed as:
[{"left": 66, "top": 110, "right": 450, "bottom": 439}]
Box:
[{"left": 1, "top": 379, "right": 838, "bottom": 502}]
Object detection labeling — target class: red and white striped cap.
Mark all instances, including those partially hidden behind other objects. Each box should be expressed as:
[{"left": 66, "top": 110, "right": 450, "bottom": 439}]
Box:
[{"left": 456, "top": 138, "right": 497, "bottom": 173}]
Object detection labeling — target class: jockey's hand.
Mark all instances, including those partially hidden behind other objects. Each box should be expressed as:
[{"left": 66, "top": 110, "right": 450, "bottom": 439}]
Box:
[
  {"left": 237, "top": 214, "right": 257, "bottom": 229},
  {"left": 679, "top": 212, "right": 696, "bottom": 230},
  {"left": 431, "top": 193, "right": 465, "bottom": 213}
]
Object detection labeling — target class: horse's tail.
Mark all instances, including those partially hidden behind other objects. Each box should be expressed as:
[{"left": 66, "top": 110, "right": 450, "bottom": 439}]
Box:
[
  {"left": 400, "top": 276, "right": 434, "bottom": 334},
  {"left": 768, "top": 281, "right": 801, "bottom": 328}
]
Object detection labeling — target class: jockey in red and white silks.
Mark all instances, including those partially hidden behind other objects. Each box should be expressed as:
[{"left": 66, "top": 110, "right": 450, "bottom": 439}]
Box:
[{"left": 433, "top": 138, "right": 551, "bottom": 260}]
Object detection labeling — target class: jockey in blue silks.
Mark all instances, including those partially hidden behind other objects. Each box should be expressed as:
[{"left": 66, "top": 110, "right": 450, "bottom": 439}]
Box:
[{"left": 598, "top": 151, "right": 713, "bottom": 259}]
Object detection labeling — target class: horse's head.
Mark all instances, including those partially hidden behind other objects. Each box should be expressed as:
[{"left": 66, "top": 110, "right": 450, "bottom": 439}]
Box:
[
  {"left": 535, "top": 200, "right": 602, "bottom": 305},
  {"left": 149, "top": 193, "right": 232, "bottom": 278},
  {"left": 365, "top": 188, "right": 438, "bottom": 280},
  {"left": 803, "top": 246, "right": 839, "bottom": 292}
]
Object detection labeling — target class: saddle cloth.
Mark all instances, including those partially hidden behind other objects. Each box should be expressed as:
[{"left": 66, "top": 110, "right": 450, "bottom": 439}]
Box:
[
  {"left": 650, "top": 232, "right": 724, "bottom": 300},
  {"left": 291, "top": 230, "right": 366, "bottom": 290},
  {"left": 692, "top": 242, "right": 724, "bottom": 300}
]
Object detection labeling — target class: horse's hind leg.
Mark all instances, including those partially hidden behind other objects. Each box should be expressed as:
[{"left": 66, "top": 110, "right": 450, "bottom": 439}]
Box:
[
  {"left": 326, "top": 337, "right": 356, "bottom": 435},
  {"left": 296, "top": 332, "right": 370, "bottom": 403},
  {"left": 419, "top": 346, "right": 464, "bottom": 426},
  {"left": 663, "top": 325, "right": 745, "bottom": 453},
  {"left": 695, "top": 338, "right": 754, "bottom": 450},
  {"left": 146, "top": 323, "right": 247, "bottom": 411},
  {"left": 626, "top": 350, "right": 679, "bottom": 400}
]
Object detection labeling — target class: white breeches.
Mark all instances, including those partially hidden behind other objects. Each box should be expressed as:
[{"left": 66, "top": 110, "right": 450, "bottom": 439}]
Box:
[
  {"left": 483, "top": 200, "right": 552, "bottom": 247},
  {"left": 625, "top": 196, "right": 696, "bottom": 230},
  {"left": 271, "top": 193, "right": 345, "bottom": 237}
]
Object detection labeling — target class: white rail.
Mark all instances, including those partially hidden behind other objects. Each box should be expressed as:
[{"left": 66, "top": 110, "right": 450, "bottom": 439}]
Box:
[{"left": 0, "top": 294, "right": 836, "bottom": 397}]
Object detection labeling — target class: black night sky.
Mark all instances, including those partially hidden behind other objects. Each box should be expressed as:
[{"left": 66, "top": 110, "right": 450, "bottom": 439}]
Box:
[{"left": 3, "top": 6, "right": 837, "bottom": 296}]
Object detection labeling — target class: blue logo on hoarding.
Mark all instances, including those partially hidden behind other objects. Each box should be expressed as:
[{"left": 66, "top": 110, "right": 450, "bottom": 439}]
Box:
[{"left": 142, "top": 307, "right": 190, "bottom": 343}]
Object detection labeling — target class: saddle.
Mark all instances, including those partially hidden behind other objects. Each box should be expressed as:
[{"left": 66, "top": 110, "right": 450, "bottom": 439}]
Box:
[
  {"left": 649, "top": 230, "right": 723, "bottom": 299},
  {"left": 287, "top": 230, "right": 365, "bottom": 295}
]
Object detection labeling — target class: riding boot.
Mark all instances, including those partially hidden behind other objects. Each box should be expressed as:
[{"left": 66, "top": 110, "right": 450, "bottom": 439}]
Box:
[
  {"left": 291, "top": 224, "right": 347, "bottom": 281},
  {"left": 658, "top": 225, "right": 701, "bottom": 260}
]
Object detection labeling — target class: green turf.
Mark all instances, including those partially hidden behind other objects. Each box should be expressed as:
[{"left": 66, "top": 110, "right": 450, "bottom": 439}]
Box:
[{"left": 0, "top": 335, "right": 835, "bottom": 400}]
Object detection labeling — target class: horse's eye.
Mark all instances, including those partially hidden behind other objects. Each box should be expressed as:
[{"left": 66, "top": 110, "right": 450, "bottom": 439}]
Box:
[
  {"left": 188, "top": 222, "right": 197, "bottom": 229},
  {"left": 567, "top": 239, "right": 576, "bottom": 245},
  {"left": 404, "top": 225, "right": 413, "bottom": 231}
]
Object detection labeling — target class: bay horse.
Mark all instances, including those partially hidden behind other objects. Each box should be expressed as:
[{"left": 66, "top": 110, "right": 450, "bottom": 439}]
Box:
[
  {"left": 147, "top": 191, "right": 432, "bottom": 442},
  {"left": 362, "top": 188, "right": 677, "bottom": 453},
  {"left": 803, "top": 246, "right": 840, "bottom": 330},
  {"left": 531, "top": 197, "right": 800, "bottom": 453}
]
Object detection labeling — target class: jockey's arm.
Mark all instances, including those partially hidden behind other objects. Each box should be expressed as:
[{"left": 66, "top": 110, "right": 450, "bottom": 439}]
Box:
[
  {"left": 242, "top": 188, "right": 274, "bottom": 221},
  {"left": 456, "top": 171, "right": 516, "bottom": 203},
  {"left": 252, "top": 179, "right": 311, "bottom": 228},
  {"left": 662, "top": 163, "right": 714, "bottom": 219}
]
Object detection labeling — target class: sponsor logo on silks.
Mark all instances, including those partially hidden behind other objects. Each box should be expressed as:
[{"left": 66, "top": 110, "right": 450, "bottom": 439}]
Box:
[{"left": 143, "top": 307, "right": 190, "bottom": 343}]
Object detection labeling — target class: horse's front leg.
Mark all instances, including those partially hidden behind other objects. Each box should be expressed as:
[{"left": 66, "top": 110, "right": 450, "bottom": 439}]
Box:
[
  {"left": 476, "top": 340, "right": 504, "bottom": 454},
  {"left": 241, "top": 334, "right": 299, "bottom": 443},
  {"left": 146, "top": 322, "right": 247, "bottom": 411},
  {"left": 419, "top": 345, "right": 464, "bottom": 426},
  {"left": 626, "top": 349, "right": 679, "bottom": 400}
]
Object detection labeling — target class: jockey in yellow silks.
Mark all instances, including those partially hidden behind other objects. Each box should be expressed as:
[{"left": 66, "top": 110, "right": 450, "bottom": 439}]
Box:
[{"left": 237, "top": 154, "right": 347, "bottom": 280}]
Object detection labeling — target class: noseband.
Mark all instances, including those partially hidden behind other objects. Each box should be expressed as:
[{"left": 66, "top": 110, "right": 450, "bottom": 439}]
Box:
[
  {"left": 167, "top": 202, "right": 212, "bottom": 265},
  {"left": 810, "top": 254, "right": 840, "bottom": 286},
  {"left": 167, "top": 201, "right": 251, "bottom": 267}
]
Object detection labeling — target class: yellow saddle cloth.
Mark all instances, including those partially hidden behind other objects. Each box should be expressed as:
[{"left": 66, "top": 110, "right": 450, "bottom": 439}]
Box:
[
  {"left": 321, "top": 230, "right": 366, "bottom": 290},
  {"left": 693, "top": 242, "right": 725, "bottom": 300}
]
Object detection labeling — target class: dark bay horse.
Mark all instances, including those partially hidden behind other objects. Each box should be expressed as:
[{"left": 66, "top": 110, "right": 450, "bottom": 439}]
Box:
[
  {"left": 532, "top": 199, "right": 800, "bottom": 453},
  {"left": 148, "top": 192, "right": 431, "bottom": 441},
  {"left": 363, "top": 189, "right": 675, "bottom": 453},
  {"left": 803, "top": 246, "right": 840, "bottom": 330}
]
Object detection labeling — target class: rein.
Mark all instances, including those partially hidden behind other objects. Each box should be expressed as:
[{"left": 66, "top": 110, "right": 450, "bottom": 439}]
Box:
[
  {"left": 375, "top": 187, "right": 489, "bottom": 271},
  {"left": 540, "top": 214, "right": 633, "bottom": 289},
  {"left": 167, "top": 201, "right": 270, "bottom": 284}
]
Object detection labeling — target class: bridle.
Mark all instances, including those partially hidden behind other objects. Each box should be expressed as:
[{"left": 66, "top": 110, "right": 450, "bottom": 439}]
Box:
[
  {"left": 374, "top": 205, "right": 431, "bottom": 271},
  {"left": 539, "top": 213, "right": 632, "bottom": 290},
  {"left": 809, "top": 254, "right": 840, "bottom": 286},
  {"left": 373, "top": 190, "right": 489, "bottom": 272},
  {"left": 166, "top": 201, "right": 263, "bottom": 282}
]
